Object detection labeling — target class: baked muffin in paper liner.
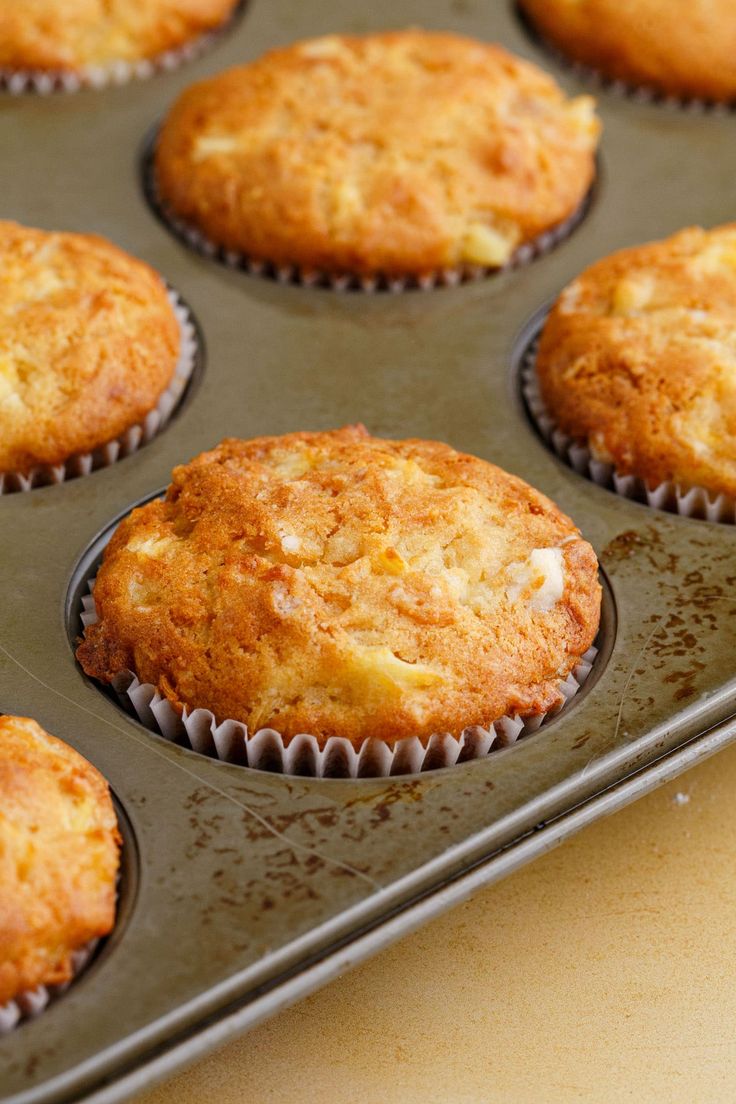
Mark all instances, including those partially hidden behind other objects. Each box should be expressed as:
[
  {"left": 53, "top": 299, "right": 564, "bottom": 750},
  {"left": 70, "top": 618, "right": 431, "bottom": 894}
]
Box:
[
  {"left": 76, "top": 426, "right": 602, "bottom": 776},
  {"left": 523, "top": 224, "right": 736, "bottom": 524},
  {"left": 517, "top": 0, "right": 736, "bottom": 112},
  {"left": 0, "top": 1, "right": 245, "bottom": 94},
  {"left": 522, "top": 340, "right": 736, "bottom": 525},
  {"left": 145, "top": 151, "right": 594, "bottom": 293},
  {"left": 148, "top": 30, "right": 600, "bottom": 292},
  {"left": 1, "top": 289, "right": 198, "bottom": 494},
  {"left": 0, "top": 715, "right": 120, "bottom": 1033},
  {"left": 80, "top": 569, "right": 598, "bottom": 777}
]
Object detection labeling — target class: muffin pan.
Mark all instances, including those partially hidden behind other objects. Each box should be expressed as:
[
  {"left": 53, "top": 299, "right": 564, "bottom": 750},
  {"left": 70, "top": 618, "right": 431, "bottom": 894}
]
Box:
[{"left": 3, "top": 2, "right": 736, "bottom": 1101}]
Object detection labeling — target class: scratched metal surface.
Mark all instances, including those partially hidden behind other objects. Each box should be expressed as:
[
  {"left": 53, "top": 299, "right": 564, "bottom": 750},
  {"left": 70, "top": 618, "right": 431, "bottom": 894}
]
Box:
[{"left": 2, "top": 1, "right": 736, "bottom": 1101}]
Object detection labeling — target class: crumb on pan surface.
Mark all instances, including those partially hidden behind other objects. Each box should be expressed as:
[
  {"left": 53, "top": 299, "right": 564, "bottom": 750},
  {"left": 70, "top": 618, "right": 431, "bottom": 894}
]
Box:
[
  {"left": 0, "top": 0, "right": 239, "bottom": 71},
  {"left": 77, "top": 426, "right": 601, "bottom": 746},
  {"left": 0, "top": 715, "right": 120, "bottom": 1007},
  {"left": 0, "top": 221, "right": 180, "bottom": 476},
  {"left": 519, "top": 0, "right": 736, "bottom": 102},
  {"left": 154, "top": 30, "right": 600, "bottom": 278},
  {"left": 536, "top": 224, "right": 736, "bottom": 499}
]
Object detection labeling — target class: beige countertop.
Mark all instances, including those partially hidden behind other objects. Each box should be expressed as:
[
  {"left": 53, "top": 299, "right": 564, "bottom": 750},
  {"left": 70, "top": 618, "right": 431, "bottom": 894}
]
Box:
[{"left": 139, "top": 742, "right": 736, "bottom": 1103}]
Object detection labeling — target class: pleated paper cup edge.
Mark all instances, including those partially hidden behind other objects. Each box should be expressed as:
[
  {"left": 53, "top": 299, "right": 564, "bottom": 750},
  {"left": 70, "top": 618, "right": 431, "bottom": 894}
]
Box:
[
  {"left": 0, "top": 941, "right": 98, "bottom": 1035},
  {"left": 521, "top": 337, "right": 736, "bottom": 524},
  {"left": 0, "top": 288, "right": 198, "bottom": 495}
]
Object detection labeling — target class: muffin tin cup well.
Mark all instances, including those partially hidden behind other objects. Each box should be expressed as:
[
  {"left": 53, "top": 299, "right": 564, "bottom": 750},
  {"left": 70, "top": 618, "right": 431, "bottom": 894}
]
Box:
[
  {"left": 142, "top": 140, "right": 595, "bottom": 293},
  {"left": 514, "top": 2, "right": 736, "bottom": 115},
  {"left": 521, "top": 336, "right": 736, "bottom": 525},
  {"left": 79, "top": 577, "right": 598, "bottom": 778},
  {"left": 0, "top": 290, "right": 200, "bottom": 495},
  {"left": 0, "top": 2, "right": 246, "bottom": 95},
  {"left": 0, "top": 942, "right": 98, "bottom": 1036}
]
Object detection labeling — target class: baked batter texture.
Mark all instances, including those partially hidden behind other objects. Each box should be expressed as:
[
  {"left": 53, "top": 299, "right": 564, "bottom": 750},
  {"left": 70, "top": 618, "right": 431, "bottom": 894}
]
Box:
[
  {"left": 0, "top": 221, "right": 180, "bottom": 476},
  {"left": 0, "top": 0, "right": 239, "bottom": 72},
  {"left": 0, "top": 715, "right": 120, "bottom": 1006},
  {"left": 77, "top": 426, "right": 601, "bottom": 746},
  {"left": 154, "top": 30, "right": 600, "bottom": 278},
  {"left": 519, "top": 0, "right": 736, "bottom": 101},
  {"left": 536, "top": 225, "right": 736, "bottom": 499}
]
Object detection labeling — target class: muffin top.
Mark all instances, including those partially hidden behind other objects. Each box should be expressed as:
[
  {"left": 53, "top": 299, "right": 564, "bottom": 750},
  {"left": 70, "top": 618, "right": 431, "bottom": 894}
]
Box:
[
  {"left": 154, "top": 30, "right": 600, "bottom": 278},
  {"left": 0, "top": 715, "right": 120, "bottom": 1006},
  {"left": 0, "top": 221, "right": 180, "bottom": 476},
  {"left": 535, "top": 225, "right": 736, "bottom": 499},
  {"left": 519, "top": 0, "right": 736, "bottom": 102},
  {"left": 0, "top": 0, "right": 239, "bottom": 72},
  {"left": 77, "top": 426, "right": 601, "bottom": 746}
]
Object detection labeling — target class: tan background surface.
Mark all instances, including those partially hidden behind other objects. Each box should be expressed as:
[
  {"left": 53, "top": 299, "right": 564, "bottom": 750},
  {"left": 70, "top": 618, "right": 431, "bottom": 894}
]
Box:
[{"left": 137, "top": 742, "right": 736, "bottom": 1103}]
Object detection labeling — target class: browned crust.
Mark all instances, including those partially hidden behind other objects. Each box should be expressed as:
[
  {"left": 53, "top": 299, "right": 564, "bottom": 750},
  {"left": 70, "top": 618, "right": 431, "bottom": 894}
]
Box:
[
  {"left": 0, "top": 221, "right": 180, "bottom": 476},
  {"left": 519, "top": 0, "right": 736, "bottom": 102},
  {"left": 77, "top": 426, "right": 601, "bottom": 747},
  {"left": 0, "top": 715, "right": 121, "bottom": 1006},
  {"left": 0, "top": 0, "right": 239, "bottom": 72},
  {"left": 154, "top": 30, "right": 600, "bottom": 278},
  {"left": 536, "top": 224, "right": 736, "bottom": 499}
]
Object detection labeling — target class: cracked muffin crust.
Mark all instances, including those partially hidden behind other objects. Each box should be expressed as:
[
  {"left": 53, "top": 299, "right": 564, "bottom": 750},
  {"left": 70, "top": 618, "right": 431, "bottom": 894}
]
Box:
[
  {"left": 0, "top": 715, "right": 120, "bottom": 1007},
  {"left": 0, "top": 221, "right": 180, "bottom": 477},
  {"left": 519, "top": 0, "right": 736, "bottom": 102},
  {"left": 77, "top": 426, "right": 601, "bottom": 746},
  {"left": 154, "top": 30, "right": 600, "bottom": 279},
  {"left": 535, "top": 224, "right": 736, "bottom": 499},
  {"left": 0, "top": 0, "right": 239, "bottom": 72}
]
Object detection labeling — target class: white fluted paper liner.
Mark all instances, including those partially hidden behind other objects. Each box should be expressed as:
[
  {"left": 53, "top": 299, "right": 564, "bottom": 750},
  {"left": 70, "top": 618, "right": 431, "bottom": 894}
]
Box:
[
  {"left": 0, "top": 3, "right": 245, "bottom": 95},
  {"left": 516, "top": 3, "right": 736, "bottom": 115},
  {"left": 522, "top": 337, "right": 736, "bottom": 524},
  {"left": 143, "top": 149, "right": 592, "bottom": 293},
  {"left": 81, "top": 578, "right": 597, "bottom": 777},
  {"left": 0, "top": 941, "right": 97, "bottom": 1035},
  {"left": 0, "top": 289, "right": 198, "bottom": 495}
]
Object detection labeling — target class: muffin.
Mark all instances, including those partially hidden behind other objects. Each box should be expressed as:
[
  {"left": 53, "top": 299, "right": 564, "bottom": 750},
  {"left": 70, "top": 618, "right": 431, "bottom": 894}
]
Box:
[
  {"left": 535, "top": 224, "right": 736, "bottom": 502},
  {"left": 77, "top": 426, "right": 601, "bottom": 749},
  {"left": 0, "top": 715, "right": 120, "bottom": 1008},
  {"left": 0, "top": 0, "right": 240, "bottom": 74},
  {"left": 154, "top": 30, "right": 601, "bottom": 281},
  {"left": 519, "top": 0, "right": 736, "bottom": 102},
  {"left": 0, "top": 221, "right": 181, "bottom": 482}
]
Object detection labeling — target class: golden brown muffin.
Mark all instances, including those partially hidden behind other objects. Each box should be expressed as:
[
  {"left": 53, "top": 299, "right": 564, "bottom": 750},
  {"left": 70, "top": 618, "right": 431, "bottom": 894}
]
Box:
[
  {"left": 519, "top": 0, "right": 736, "bottom": 102},
  {"left": 77, "top": 426, "right": 601, "bottom": 746},
  {"left": 154, "top": 30, "right": 600, "bottom": 279},
  {"left": 0, "top": 0, "right": 239, "bottom": 73},
  {"left": 535, "top": 225, "right": 736, "bottom": 499},
  {"left": 0, "top": 715, "right": 120, "bottom": 1007},
  {"left": 0, "top": 221, "right": 180, "bottom": 477}
]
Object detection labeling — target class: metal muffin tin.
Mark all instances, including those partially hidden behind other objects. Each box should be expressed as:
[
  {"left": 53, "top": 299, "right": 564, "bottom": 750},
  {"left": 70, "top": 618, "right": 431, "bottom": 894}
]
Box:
[{"left": 3, "top": 2, "right": 736, "bottom": 1101}]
